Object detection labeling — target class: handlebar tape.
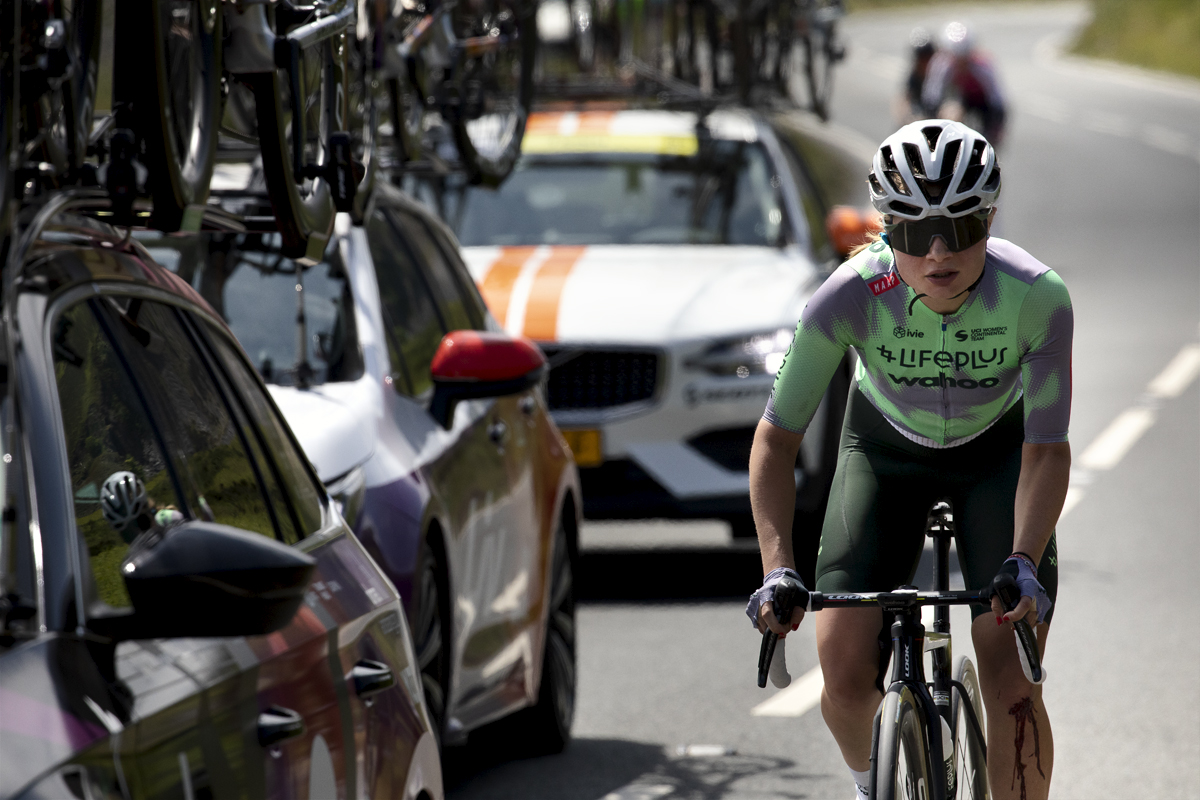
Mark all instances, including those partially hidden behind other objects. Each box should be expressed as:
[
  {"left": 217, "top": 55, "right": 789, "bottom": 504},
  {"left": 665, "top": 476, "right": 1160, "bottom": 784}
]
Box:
[
  {"left": 756, "top": 576, "right": 809, "bottom": 688},
  {"left": 991, "top": 572, "right": 1046, "bottom": 685}
]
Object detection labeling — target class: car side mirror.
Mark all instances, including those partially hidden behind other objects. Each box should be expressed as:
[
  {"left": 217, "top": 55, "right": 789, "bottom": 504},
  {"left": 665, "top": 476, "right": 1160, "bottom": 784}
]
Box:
[
  {"left": 428, "top": 330, "right": 546, "bottom": 429},
  {"left": 89, "top": 521, "right": 316, "bottom": 641},
  {"left": 826, "top": 205, "right": 883, "bottom": 257}
]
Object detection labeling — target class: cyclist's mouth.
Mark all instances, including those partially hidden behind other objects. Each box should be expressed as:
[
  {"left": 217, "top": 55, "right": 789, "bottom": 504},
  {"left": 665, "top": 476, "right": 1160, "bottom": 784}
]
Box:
[{"left": 926, "top": 270, "right": 959, "bottom": 287}]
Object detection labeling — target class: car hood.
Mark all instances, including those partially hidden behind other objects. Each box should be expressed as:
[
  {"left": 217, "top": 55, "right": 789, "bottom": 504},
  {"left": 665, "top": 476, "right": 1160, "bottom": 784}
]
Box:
[
  {"left": 268, "top": 385, "right": 374, "bottom": 483},
  {"left": 460, "top": 244, "right": 822, "bottom": 343}
]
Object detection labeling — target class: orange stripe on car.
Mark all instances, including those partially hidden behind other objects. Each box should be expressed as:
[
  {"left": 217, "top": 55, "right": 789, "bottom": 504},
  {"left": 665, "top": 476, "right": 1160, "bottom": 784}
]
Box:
[
  {"left": 523, "top": 246, "right": 586, "bottom": 341},
  {"left": 479, "top": 246, "right": 538, "bottom": 327}
]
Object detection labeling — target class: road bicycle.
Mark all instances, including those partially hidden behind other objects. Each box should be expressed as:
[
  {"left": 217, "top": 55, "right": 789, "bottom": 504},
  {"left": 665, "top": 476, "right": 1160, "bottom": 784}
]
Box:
[
  {"left": 621, "top": 0, "right": 843, "bottom": 117},
  {"left": 757, "top": 501, "right": 1045, "bottom": 800},
  {"left": 360, "top": 0, "right": 536, "bottom": 188}
]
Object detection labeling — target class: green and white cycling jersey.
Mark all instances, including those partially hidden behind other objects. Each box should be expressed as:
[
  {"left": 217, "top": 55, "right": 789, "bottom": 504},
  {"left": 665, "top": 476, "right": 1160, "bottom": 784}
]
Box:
[{"left": 765, "top": 237, "right": 1073, "bottom": 448}]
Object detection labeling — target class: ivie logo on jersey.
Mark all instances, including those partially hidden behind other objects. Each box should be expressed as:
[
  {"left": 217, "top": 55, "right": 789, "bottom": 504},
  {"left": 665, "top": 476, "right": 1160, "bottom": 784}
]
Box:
[{"left": 868, "top": 273, "right": 900, "bottom": 296}]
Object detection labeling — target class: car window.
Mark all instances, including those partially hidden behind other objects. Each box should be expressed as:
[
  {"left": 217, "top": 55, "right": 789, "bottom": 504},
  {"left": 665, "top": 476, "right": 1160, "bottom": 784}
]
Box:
[
  {"left": 98, "top": 297, "right": 284, "bottom": 541},
  {"left": 366, "top": 209, "right": 446, "bottom": 397},
  {"left": 455, "top": 142, "right": 787, "bottom": 247},
  {"left": 52, "top": 301, "right": 189, "bottom": 608},
  {"left": 144, "top": 233, "right": 364, "bottom": 388},
  {"left": 205, "top": 328, "right": 326, "bottom": 541},
  {"left": 423, "top": 220, "right": 489, "bottom": 330},
  {"left": 778, "top": 140, "right": 836, "bottom": 265},
  {"left": 388, "top": 210, "right": 476, "bottom": 331}
]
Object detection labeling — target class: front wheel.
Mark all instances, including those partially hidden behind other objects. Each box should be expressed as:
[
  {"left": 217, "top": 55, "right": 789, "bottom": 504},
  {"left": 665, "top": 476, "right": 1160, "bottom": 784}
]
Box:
[
  {"left": 952, "top": 658, "right": 990, "bottom": 800},
  {"left": 874, "top": 686, "right": 934, "bottom": 800},
  {"left": 449, "top": 0, "right": 537, "bottom": 186}
]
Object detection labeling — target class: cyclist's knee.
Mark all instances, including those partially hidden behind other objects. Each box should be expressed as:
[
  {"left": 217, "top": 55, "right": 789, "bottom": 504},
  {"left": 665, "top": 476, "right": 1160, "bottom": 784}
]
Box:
[{"left": 816, "top": 608, "right": 884, "bottom": 706}]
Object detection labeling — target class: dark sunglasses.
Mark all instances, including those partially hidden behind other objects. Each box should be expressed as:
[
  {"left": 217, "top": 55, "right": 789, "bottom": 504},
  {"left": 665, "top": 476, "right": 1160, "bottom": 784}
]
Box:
[{"left": 883, "top": 212, "right": 990, "bottom": 257}]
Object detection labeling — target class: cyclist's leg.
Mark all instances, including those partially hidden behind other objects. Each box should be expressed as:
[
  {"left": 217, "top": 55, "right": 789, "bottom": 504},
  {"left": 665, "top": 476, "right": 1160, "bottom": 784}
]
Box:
[
  {"left": 953, "top": 404, "right": 1056, "bottom": 800},
  {"left": 813, "top": 385, "right": 938, "bottom": 772}
]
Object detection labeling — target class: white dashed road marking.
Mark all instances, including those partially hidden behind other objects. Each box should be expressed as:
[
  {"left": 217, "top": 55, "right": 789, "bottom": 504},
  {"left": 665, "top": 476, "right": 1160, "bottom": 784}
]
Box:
[{"left": 1064, "top": 340, "right": 1200, "bottom": 518}]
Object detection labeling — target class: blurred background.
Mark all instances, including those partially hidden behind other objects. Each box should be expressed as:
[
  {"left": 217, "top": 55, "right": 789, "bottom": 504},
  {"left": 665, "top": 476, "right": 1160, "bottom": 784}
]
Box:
[{"left": 440, "top": 1, "right": 1200, "bottom": 798}]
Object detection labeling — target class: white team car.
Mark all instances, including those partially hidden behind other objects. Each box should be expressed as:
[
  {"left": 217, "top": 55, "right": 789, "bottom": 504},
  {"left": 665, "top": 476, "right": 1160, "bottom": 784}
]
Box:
[{"left": 454, "top": 107, "right": 873, "bottom": 536}]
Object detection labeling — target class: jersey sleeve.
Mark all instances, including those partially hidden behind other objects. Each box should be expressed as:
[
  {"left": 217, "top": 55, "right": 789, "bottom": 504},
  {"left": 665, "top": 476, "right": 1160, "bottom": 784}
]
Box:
[
  {"left": 1017, "top": 270, "right": 1073, "bottom": 443},
  {"left": 763, "top": 265, "right": 864, "bottom": 434}
]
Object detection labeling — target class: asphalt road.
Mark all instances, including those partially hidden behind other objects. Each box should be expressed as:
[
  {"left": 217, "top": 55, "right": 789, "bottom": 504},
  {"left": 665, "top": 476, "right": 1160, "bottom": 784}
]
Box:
[{"left": 447, "top": 3, "right": 1200, "bottom": 798}]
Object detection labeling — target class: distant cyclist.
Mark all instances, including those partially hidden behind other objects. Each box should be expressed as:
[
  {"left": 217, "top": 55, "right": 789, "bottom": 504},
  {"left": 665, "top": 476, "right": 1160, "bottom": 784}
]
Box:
[
  {"left": 893, "top": 26, "right": 936, "bottom": 124},
  {"left": 747, "top": 120, "right": 1070, "bottom": 800},
  {"left": 921, "top": 22, "right": 1007, "bottom": 146}
]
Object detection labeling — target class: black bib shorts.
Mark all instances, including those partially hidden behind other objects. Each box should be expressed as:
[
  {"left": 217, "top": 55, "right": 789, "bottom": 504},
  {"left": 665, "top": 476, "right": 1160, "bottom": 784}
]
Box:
[{"left": 815, "top": 382, "right": 1058, "bottom": 623}]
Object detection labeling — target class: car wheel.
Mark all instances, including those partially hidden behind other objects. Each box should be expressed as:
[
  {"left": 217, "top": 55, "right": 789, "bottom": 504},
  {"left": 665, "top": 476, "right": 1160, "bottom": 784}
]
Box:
[
  {"left": 414, "top": 539, "right": 449, "bottom": 743},
  {"left": 510, "top": 518, "right": 576, "bottom": 753}
]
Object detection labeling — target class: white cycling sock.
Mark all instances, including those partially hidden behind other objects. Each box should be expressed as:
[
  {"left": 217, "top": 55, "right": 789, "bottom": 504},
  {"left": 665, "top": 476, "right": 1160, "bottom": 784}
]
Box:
[{"left": 850, "top": 766, "right": 871, "bottom": 800}]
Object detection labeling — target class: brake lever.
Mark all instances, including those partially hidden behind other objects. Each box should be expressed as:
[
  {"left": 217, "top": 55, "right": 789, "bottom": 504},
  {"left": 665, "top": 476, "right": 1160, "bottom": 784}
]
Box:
[
  {"left": 756, "top": 575, "right": 807, "bottom": 688},
  {"left": 991, "top": 572, "right": 1046, "bottom": 685}
]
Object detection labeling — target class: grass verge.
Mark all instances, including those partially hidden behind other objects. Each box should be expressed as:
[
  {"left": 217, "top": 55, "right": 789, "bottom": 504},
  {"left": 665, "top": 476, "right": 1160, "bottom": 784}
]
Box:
[
  {"left": 1071, "top": 0, "right": 1200, "bottom": 80},
  {"left": 842, "top": 0, "right": 1200, "bottom": 80}
]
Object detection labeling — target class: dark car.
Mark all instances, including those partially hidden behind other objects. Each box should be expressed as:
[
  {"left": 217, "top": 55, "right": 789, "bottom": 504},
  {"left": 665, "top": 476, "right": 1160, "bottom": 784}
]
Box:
[
  {"left": 141, "top": 185, "right": 583, "bottom": 755},
  {"left": 0, "top": 208, "right": 442, "bottom": 799}
]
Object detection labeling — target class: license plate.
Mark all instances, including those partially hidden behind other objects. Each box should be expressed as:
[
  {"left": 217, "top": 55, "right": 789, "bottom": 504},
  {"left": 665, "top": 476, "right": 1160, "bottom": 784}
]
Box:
[{"left": 561, "top": 429, "right": 603, "bottom": 467}]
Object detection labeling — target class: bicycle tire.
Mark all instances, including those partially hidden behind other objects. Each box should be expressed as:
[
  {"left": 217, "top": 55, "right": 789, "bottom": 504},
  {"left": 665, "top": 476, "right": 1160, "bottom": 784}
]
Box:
[
  {"left": 20, "top": 0, "right": 100, "bottom": 182},
  {"left": 874, "top": 686, "right": 934, "bottom": 800},
  {"left": 117, "top": 0, "right": 222, "bottom": 230},
  {"left": 952, "top": 657, "right": 990, "bottom": 800},
  {"left": 347, "top": 30, "right": 381, "bottom": 220},
  {"left": 252, "top": 26, "right": 348, "bottom": 260},
  {"left": 449, "top": 0, "right": 536, "bottom": 186}
]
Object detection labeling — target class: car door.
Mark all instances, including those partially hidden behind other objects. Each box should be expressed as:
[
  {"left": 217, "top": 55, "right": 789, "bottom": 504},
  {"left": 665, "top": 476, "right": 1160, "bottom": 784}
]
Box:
[
  {"left": 201, "top": 323, "right": 429, "bottom": 799},
  {"left": 49, "top": 293, "right": 268, "bottom": 800},
  {"left": 363, "top": 206, "right": 524, "bottom": 728},
  {"left": 413, "top": 213, "right": 549, "bottom": 721}
]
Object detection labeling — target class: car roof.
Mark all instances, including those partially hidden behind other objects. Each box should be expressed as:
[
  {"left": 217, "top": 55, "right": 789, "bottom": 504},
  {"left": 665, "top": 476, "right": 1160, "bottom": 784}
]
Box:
[
  {"left": 14, "top": 213, "right": 223, "bottom": 322},
  {"left": 521, "top": 107, "right": 761, "bottom": 157}
]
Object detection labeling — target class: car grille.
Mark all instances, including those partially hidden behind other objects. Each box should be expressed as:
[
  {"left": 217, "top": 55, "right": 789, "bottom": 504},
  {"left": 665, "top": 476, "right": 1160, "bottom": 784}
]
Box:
[{"left": 541, "top": 347, "right": 660, "bottom": 410}]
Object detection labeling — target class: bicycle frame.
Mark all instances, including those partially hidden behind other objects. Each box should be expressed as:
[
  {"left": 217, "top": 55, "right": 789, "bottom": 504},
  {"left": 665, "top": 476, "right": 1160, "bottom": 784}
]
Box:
[{"left": 802, "top": 534, "right": 989, "bottom": 800}]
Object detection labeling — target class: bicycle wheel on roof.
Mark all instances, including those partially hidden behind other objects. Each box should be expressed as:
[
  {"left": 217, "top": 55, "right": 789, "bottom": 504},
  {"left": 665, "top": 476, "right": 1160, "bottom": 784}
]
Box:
[{"left": 449, "top": 0, "right": 536, "bottom": 186}]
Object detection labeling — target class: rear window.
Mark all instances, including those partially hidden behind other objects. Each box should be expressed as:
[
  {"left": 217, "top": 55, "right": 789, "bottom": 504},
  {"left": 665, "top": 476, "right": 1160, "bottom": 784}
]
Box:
[{"left": 455, "top": 141, "right": 788, "bottom": 248}]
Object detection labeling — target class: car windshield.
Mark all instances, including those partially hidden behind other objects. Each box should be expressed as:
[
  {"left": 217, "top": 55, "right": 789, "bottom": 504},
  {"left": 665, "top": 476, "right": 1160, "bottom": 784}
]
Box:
[
  {"left": 454, "top": 141, "right": 787, "bottom": 247},
  {"left": 143, "top": 233, "right": 363, "bottom": 387}
]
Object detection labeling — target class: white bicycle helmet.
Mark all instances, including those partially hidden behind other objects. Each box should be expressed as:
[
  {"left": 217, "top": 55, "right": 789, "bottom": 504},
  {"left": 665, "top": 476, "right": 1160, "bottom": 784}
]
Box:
[
  {"left": 100, "top": 471, "right": 149, "bottom": 532},
  {"left": 868, "top": 119, "right": 1000, "bottom": 220}
]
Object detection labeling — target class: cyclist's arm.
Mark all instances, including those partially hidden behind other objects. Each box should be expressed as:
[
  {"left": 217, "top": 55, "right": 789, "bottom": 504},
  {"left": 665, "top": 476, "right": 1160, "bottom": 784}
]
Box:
[
  {"left": 751, "top": 419, "right": 804, "bottom": 576},
  {"left": 1000, "top": 269, "right": 1073, "bottom": 624},
  {"left": 1000, "top": 441, "right": 1069, "bottom": 625}
]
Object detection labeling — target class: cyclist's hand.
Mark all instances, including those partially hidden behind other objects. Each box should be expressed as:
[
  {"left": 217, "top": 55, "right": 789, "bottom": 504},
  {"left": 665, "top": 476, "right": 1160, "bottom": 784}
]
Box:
[
  {"left": 758, "top": 599, "right": 803, "bottom": 636},
  {"left": 990, "top": 554, "right": 1050, "bottom": 627},
  {"left": 746, "top": 567, "right": 806, "bottom": 635}
]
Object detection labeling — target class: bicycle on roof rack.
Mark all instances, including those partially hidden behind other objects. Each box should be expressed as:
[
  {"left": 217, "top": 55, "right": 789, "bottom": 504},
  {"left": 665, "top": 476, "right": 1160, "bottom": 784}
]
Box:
[
  {"left": 351, "top": 0, "right": 537, "bottom": 189},
  {"left": 564, "top": 0, "right": 842, "bottom": 118},
  {"left": 0, "top": 0, "right": 535, "bottom": 260},
  {"left": 757, "top": 501, "right": 1046, "bottom": 800}
]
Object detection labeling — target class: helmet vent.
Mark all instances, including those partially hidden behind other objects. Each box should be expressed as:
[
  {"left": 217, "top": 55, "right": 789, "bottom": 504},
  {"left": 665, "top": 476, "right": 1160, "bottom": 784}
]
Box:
[
  {"left": 889, "top": 200, "right": 922, "bottom": 217},
  {"left": 939, "top": 140, "right": 962, "bottom": 180},
  {"left": 983, "top": 165, "right": 1001, "bottom": 192},
  {"left": 947, "top": 197, "right": 981, "bottom": 214},
  {"left": 902, "top": 143, "right": 926, "bottom": 177},
  {"left": 921, "top": 126, "right": 943, "bottom": 150}
]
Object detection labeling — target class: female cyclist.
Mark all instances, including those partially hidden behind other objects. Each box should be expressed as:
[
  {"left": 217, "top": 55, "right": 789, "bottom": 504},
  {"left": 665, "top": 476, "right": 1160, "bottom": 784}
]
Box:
[{"left": 747, "top": 119, "right": 1071, "bottom": 800}]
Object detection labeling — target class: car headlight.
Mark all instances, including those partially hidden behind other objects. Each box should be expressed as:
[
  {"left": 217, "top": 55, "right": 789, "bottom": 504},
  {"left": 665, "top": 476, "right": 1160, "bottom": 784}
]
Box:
[
  {"left": 686, "top": 328, "right": 794, "bottom": 377},
  {"left": 326, "top": 465, "right": 366, "bottom": 529}
]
